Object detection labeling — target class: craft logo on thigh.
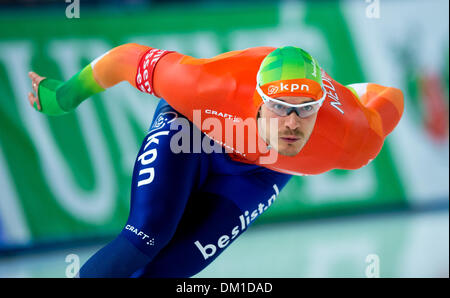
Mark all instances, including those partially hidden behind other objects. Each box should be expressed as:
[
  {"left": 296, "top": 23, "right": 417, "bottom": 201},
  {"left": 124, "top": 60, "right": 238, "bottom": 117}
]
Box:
[{"left": 125, "top": 225, "right": 155, "bottom": 246}]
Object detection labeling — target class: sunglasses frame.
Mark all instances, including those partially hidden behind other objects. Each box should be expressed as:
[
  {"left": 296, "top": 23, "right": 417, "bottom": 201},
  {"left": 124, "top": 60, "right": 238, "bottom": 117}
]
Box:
[{"left": 256, "top": 83, "right": 327, "bottom": 117}]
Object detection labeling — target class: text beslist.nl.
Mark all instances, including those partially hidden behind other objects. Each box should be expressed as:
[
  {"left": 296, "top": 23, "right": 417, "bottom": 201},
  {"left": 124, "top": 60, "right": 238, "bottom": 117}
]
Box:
[{"left": 176, "top": 282, "right": 273, "bottom": 295}]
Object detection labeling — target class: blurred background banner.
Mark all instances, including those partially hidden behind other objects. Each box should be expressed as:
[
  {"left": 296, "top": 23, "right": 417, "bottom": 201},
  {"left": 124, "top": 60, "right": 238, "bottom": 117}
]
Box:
[{"left": 0, "top": 0, "right": 448, "bottom": 250}]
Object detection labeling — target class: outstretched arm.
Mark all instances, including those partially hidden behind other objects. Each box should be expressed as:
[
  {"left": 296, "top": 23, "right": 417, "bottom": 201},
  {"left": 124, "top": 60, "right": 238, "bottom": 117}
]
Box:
[
  {"left": 28, "top": 43, "right": 257, "bottom": 120},
  {"left": 27, "top": 43, "right": 167, "bottom": 115},
  {"left": 346, "top": 83, "right": 404, "bottom": 138}
]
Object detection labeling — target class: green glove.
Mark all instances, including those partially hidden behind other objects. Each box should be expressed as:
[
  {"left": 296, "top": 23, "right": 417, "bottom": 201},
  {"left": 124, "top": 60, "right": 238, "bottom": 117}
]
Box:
[{"left": 36, "top": 65, "right": 105, "bottom": 116}]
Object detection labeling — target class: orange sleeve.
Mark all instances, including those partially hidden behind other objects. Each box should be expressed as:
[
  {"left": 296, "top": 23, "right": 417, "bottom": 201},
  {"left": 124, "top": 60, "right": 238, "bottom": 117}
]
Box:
[
  {"left": 150, "top": 49, "right": 251, "bottom": 120},
  {"left": 151, "top": 52, "right": 203, "bottom": 115},
  {"left": 92, "top": 43, "right": 268, "bottom": 125},
  {"left": 89, "top": 42, "right": 242, "bottom": 96},
  {"left": 359, "top": 83, "right": 404, "bottom": 137},
  {"left": 346, "top": 83, "right": 404, "bottom": 138},
  {"left": 91, "top": 43, "right": 152, "bottom": 89}
]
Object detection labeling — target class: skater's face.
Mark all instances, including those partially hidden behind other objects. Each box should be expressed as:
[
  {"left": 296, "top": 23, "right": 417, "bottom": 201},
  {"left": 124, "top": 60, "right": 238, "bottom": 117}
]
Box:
[{"left": 258, "top": 96, "right": 318, "bottom": 156}]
